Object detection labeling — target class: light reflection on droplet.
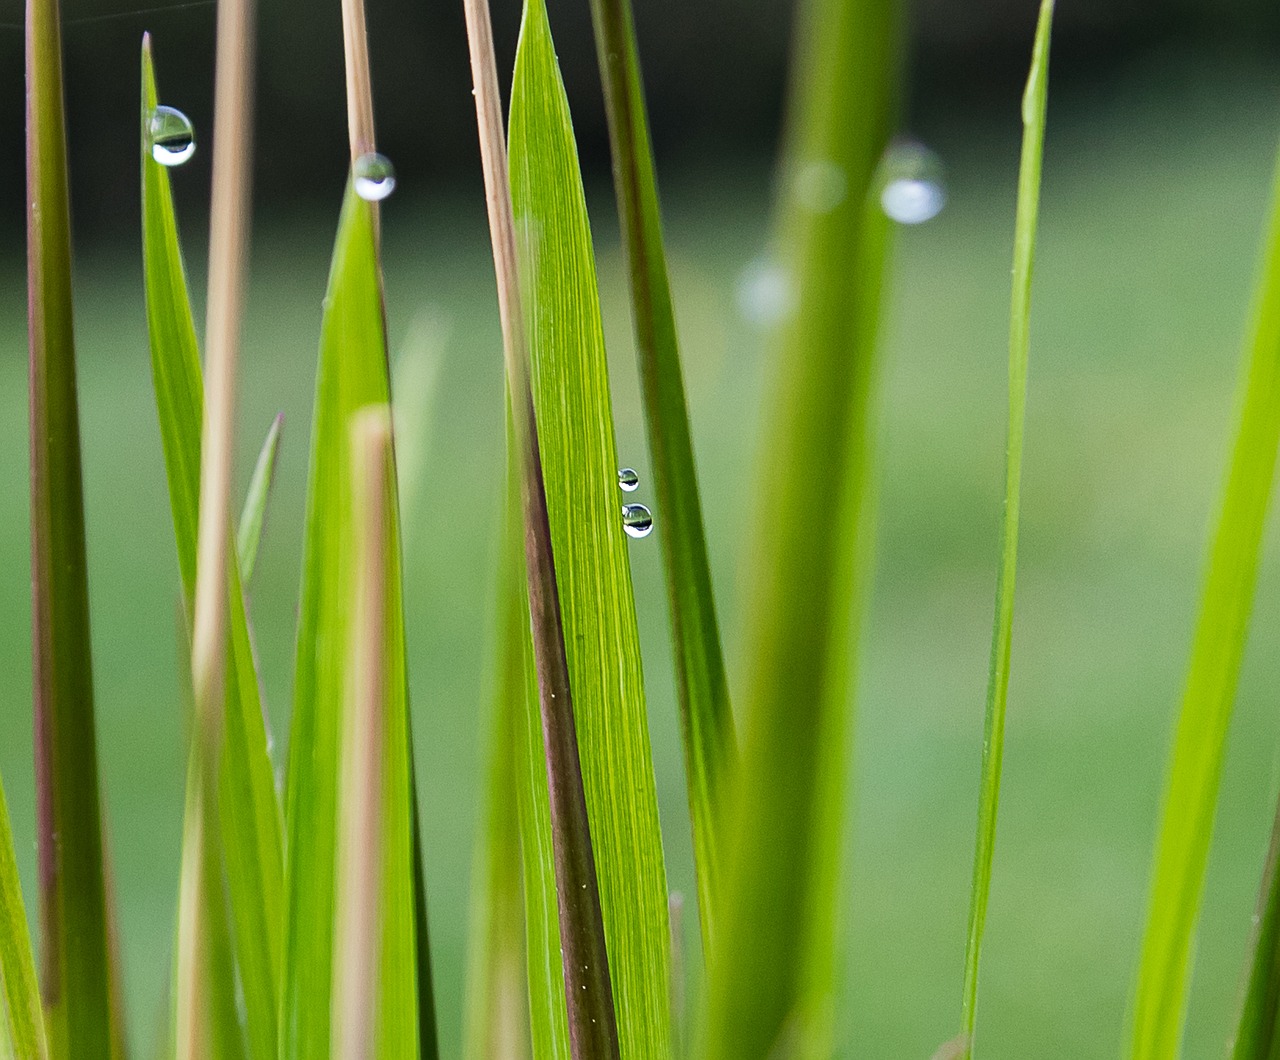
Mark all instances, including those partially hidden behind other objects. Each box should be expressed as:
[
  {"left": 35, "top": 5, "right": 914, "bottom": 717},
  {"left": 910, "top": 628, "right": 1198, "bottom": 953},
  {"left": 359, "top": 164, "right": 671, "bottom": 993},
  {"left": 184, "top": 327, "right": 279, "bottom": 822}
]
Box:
[
  {"left": 149, "top": 105, "right": 195, "bottom": 166},
  {"left": 354, "top": 152, "right": 397, "bottom": 201},
  {"left": 621, "top": 503, "right": 653, "bottom": 539}
]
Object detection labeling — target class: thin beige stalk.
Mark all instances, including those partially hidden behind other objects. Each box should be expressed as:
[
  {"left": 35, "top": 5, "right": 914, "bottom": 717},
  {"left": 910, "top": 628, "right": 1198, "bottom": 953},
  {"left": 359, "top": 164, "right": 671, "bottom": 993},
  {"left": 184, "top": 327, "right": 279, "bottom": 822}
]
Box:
[
  {"left": 332, "top": 408, "right": 392, "bottom": 1060},
  {"left": 340, "top": 0, "right": 376, "bottom": 159}
]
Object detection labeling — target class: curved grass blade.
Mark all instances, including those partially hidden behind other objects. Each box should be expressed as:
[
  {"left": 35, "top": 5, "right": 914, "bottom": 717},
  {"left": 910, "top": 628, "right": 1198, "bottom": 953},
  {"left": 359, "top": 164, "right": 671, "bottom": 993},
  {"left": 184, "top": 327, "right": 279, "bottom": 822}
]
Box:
[
  {"left": 703, "top": 0, "right": 899, "bottom": 1054},
  {"left": 1127, "top": 132, "right": 1280, "bottom": 1060},
  {"left": 956, "top": 3, "right": 1055, "bottom": 1055},
  {"left": 1230, "top": 793, "right": 1280, "bottom": 1060},
  {"left": 282, "top": 183, "right": 421, "bottom": 1060},
  {"left": 141, "top": 37, "right": 283, "bottom": 1060},
  {"left": 584, "top": 0, "right": 734, "bottom": 953},
  {"left": 237, "top": 413, "right": 284, "bottom": 586},
  {"left": 0, "top": 779, "right": 48, "bottom": 1060},
  {"left": 509, "top": 0, "right": 674, "bottom": 1052},
  {"left": 26, "top": 0, "right": 115, "bottom": 1051}
]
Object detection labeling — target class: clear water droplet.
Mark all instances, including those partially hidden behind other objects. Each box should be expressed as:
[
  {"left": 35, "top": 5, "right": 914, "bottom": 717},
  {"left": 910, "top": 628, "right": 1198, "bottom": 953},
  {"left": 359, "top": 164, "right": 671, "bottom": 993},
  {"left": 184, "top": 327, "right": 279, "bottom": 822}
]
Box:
[
  {"left": 879, "top": 141, "right": 946, "bottom": 225},
  {"left": 735, "top": 256, "right": 795, "bottom": 329},
  {"left": 354, "top": 153, "right": 396, "bottom": 201},
  {"left": 621, "top": 504, "right": 653, "bottom": 539},
  {"left": 149, "top": 106, "right": 195, "bottom": 167},
  {"left": 618, "top": 468, "right": 639, "bottom": 492}
]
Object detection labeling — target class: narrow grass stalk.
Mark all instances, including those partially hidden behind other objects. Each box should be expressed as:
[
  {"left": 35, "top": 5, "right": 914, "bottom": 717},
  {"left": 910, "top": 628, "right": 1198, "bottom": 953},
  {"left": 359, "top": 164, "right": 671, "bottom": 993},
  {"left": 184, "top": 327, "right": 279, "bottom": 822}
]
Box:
[
  {"left": 584, "top": 0, "right": 735, "bottom": 954},
  {"left": 26, "top": 0, "right": 115, "bottom": 1051},
  {"left": 460, "top": 0, "right": 620, "bottom": 1053},
  {"left": 237, "top": 412, "right": 284, "bottom": 585},
  {"left": 332, "top": 408, "right": 394, "bottom": 1060},
  {"left": 704, "top": 0, "right": 898, "bottom": 1054},
  {"left": 957, "top": 3, "right": 1055, "bottom": 1054},
  {"left": 1127, "top": 128, "right": 1280, "bottom": 1060},
  {"left": 0, "top": 779, "right": 47, "bottom": 1060},
  {"left": 1230, "top": 793, "right": 1280, "bottom": 1060}
]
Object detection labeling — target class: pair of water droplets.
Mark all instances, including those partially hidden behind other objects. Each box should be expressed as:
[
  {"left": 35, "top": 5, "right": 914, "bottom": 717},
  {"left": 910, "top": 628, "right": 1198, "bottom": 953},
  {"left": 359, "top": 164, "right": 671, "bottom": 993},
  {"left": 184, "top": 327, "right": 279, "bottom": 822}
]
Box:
[
  {"left": 617, "top": 468, "right": 652, "bottom": 539},
  {"left": 148, "top": 105, "right": 396, "bottom": 201}
]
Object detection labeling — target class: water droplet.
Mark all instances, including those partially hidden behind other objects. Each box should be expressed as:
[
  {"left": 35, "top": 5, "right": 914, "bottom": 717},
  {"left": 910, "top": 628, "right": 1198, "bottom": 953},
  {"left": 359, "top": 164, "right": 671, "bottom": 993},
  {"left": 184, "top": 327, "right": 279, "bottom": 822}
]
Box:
[
  {"left": 621, "top": 504, "right": 653, "bottom": 539},
  {"left": 354, "top": 153, "right": 396, "bottom": 201},
  {"left": 617, "top": 467, "right": 639, "bottom": 492},
  {"left": 149, "top": 106, "right": 195, "bottom": 167},
  {"left": 735, "top": 256, "right": 795, "bottom": 329},
  {"left": 879, "top": 141, "right": 946, "bottom": 225},
  {"left": 793, "top": 159, "right": 847, "bottom": 213}
]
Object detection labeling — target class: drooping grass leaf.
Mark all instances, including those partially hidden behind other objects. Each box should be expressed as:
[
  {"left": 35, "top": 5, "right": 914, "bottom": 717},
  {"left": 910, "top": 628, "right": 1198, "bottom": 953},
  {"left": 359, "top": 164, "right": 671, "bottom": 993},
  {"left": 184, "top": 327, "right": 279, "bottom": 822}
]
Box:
[
  {"left": 509, "top": 0, "right": 674, "bottom": 1052},
  {"left": 141, "top": 37, "right": 283, "bottom": 1060},
  {"left": 957, "top": 3, "right": 1055, "bottom": 1055},
  {"left": 237, "top": 413, "right": 284, "bottom": 586},
  {"left": 703, "top": 0, "right": 898, "bottom": 1054},
  {"left": 27, "top": 0, "right": 115, "bottom": 1052},
  {"left": 1231, "top": 795, "right": 1280, "bottom": 1060},
  {"left": 1127, "top": 127, "right": 1280, "bottom": 1060},
  {"left": 0, "top": 778, "right": 47, "bottom": 1060},
  {"left": 283, "top": 182, "right": 424, "bottom": 1060},
  {"left": 584, "top": 0, "right": 735, "bottom": 954}
]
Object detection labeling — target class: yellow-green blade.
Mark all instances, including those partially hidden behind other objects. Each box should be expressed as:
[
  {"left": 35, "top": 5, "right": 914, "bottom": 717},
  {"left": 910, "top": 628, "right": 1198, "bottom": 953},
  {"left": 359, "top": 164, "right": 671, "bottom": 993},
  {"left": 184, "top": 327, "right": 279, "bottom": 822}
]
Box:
[
  {"left": 1127, "top": 125, "right": 1280, "bottom": 1060},
  {"left": 509, "top": 0, "right": 673, "bottom": 1052},
  {"left": 27, "top": 0, "right": 115, "bottom": 1052},
  {"left": 282, "top": 182, "right": 426, "bottom": 1059},
  {"left": 1231, "top": 796, "right": 1280, "bottom": 1060},
  {"left": 237, "top": 413, "right": 284, "bottom": 587},
  {"left": 584, "top": 0, "right": 735, "bottom": 954},
  {"left": 0, "top": 779, "right": 47, "bottom": 1060},
  {"left": 140, "top": 37, "right": 284, "bottom": 1060},
  {"left": 957, "top": 3, "right": 1055, "bottom": 1055},
  {"left": 704, "top": 0, "right": 898, "bottom": 1054}
]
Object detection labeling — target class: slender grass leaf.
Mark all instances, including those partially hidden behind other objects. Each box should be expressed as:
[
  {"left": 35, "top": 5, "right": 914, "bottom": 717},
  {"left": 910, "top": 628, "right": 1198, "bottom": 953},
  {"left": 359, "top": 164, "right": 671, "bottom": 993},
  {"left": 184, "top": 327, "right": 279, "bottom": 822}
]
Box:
[
  {"left": 704, "top": 0, "right": 899, "bottom": 1054},
  {"left": 283, "top": 182, "right": 422, "bottom": 1060},
  {"left": 584, "top": 0, "right": 734, "bottom": 955},
  {"left": 1231, "top": 794, "right": 1280, "bottom": 1060},
  {"left": 237, "top": 413, "right": 284, "bottom": 587},
  {"left": 141, "top": 37, "right": 283, "bottom": 1060},
  {"left": 0, "top": 779, "right": 47, "bottom": 1060},
  {"left": 957, "top": 4, "right": 1054, "bottom": 1055},
  {"left": 509, "top": 0, "right": 673, "bottom": 1052},
  {"left": 463, "top": 484, "right": 530, "bottom": 1060},
  {"left": 26, "top": 0, "right": 115, "bottom": 1051},
  {"left": 1128, "top": 131, "right": 1280, "bottom": 1060}
]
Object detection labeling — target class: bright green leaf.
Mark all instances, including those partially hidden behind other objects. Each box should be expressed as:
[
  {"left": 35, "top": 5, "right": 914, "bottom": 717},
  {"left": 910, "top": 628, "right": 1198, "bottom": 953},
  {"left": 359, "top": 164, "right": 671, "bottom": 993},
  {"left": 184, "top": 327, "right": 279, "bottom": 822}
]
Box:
[
  {"left": 237, "top": 413, "right": 284, "bottom": 587},
  {"left": 0, "top": 779, "right": 47, "bottom": 1060}
]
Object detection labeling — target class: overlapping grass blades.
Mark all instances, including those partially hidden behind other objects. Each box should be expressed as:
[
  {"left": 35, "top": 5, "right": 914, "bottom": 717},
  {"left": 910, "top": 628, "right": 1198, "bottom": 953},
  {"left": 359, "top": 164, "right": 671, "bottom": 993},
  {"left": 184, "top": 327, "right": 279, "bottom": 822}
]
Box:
[
  {"left": 1231, "top": 796, "right": 1280, "bottom": 1059},
  {"left": 0, "top": 780, "right": 47, "bottom": 1060},
  {"left": 282, "top": 181, "right": 424, "bottom": 1059},
  {"left": 704, "top": 0, "right": 898, "bottom": 1053},
  {"left": 140, "top": 38, "right": 283, "bottom": 1060},
  {"left": 509, "top": 0, "right": 673, "bottom": 1051},
  {"left": 1128, "top": 128, "right": 1280, "bottom": 1060},
  {"left": 584, "top": 0, "right": 734, "bottom": 952},
  {"left": 956, "top": 3, "right": 1055, "bottom": 1055},
  {"left": 26, "top": 0, "right": 116, "bottom": 1051}
]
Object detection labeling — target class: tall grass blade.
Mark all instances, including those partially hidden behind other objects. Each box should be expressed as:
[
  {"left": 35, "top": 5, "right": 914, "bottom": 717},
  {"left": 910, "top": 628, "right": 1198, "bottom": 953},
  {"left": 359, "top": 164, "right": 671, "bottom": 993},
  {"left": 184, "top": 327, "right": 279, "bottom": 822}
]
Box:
[
  {"left": 1128, "top": 134, "right": 1280, "bottom": 1060},
  {"left": 141, "top": 37, "right": 283, "bottom": 1060},
  {"left": 703, "top": 0, "right": 898, "bottom": 1053},
  {"left": 585, "top": 0, "right": 734, "bottom": 953},
  {"left": 957, "top": 3, "right": 1054, "bottom": 1054},
  {"left": 26, "top": 0, "right": 116, "bottom": 1050},
  {"left": 237, "top": 413, "right": 284, "bottom": 586},
  {"left": 462, "top": 483, "right": 530, "bottom": 1060},
  {"left": 509, "top": 0, "right": 674, "bottom": 1053},
  {"left": 0, "top": 779, "right": 48, "bottom": 1060},
  {"left": 1230, "top": 795, "right": 1280, "bottom": 1060},
  {"left": 461, "top": 0, "right": 622, "bottom": 1052},
  {"left": 282, "top": 182, "right": 422, "bottom": 1060}
]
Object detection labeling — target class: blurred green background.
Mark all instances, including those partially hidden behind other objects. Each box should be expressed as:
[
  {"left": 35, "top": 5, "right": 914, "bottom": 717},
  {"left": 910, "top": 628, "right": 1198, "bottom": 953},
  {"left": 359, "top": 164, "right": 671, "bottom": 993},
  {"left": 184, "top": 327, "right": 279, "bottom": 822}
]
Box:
[{"left": 5, "top": 0, "right": 1280, "bottom": 1056}]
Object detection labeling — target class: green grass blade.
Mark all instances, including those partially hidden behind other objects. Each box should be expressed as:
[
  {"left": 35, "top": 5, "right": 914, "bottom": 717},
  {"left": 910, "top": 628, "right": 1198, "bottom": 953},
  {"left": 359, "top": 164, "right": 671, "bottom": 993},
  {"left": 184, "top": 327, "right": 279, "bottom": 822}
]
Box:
[
  {"left": 0, "top": 779, "right": 48, "bottom": 1060},
  {"left": 26, "top": 0, "right": 115, "bottom": 1052},
  {"left": 1127, "top": 134, "right": 1280, "bottom": 1060},
  {"left": 1230, "top": 795, "right": 1280, "bottom": 1060},
  {"left": 509, "top": 0, "right": 673, "bottom": 1052},
  {"left": 957, "top": 3, "right": 1055, "bottom": 1054},
  {"left": 463, "top": 489, "right": 530, "bottom": 1060},
  {"left": 703, "top": 0, "right": 898, "bottom": 1054},
  {"left": 584, "top": 0, "right": 735, "bottom": 954},
  {"left": 237, "top": 413, "right": 284, "bottom": 587},
  {"left": 283, "top": 182, "right": 424, "bottom": 1060},
  {"left": 141, "top": 37, "right": 283, "bottom": 1060}
]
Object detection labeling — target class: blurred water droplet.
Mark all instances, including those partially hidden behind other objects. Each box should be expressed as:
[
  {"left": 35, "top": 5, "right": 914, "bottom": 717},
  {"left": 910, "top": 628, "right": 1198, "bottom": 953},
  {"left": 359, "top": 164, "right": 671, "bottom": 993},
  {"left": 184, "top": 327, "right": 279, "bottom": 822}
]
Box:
[
  {"left": 793, "top": 159, "right": 847, "bottom": 213},
  {"left": 149, "top": 106, "right": 195, "bottom": 166},
  {"left": 735, "top": 256, "right": 795, "bottom": 329},
  {"left": 879, "top": 141, "right": 946, "bottom": 225},
  {"left": 354, "top": 153, "right": 396, "bottom": 201},
  {"left": 618, "top": 467, "right": 639, "bottom": 492},
  {"left": 622, "top": 504, "right": 653, "bottom": 539}
]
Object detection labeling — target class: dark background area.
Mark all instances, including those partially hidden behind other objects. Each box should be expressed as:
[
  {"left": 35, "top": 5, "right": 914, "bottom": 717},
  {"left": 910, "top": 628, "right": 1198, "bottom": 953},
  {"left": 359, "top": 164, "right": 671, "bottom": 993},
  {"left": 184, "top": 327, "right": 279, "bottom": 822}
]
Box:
[{"left": 2, "top": 0, "right": 1280, "bottom": 239}]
